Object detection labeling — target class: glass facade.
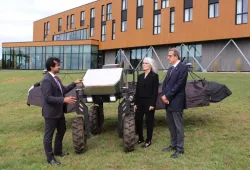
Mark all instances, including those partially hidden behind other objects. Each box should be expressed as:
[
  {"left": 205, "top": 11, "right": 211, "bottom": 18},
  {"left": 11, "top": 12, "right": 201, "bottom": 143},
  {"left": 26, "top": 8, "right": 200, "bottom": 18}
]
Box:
[
  {"left": 114, "top": 48, "right": 153, "bottom": 69},
  {"left": 177, "top": 44, "right": 202, "bottom": 71},
  {"left": 130, "top": 48, "right": 152, "bottom": 69},
  {"left": 53, "top": 28, "right": 88, "bottom": 41},
  {"left": 2, "top": 45, "right": 99, "bottom": 70}
]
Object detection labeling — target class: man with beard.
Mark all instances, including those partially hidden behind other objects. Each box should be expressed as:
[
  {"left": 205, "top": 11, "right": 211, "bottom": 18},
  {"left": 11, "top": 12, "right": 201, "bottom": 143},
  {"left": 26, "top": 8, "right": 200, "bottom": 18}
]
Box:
[{"left": 41, "top": 57, "right": 82, "bottom": 165}]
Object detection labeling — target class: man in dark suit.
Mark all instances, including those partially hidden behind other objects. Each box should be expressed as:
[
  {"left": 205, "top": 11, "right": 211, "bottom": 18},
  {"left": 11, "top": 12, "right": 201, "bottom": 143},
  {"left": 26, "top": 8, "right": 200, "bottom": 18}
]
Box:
[
  {"left": 161, "top": 48, "right": 188, "bottom": 158},
  {"left": 41, "top": 57, "right": 82, "bottom": 165}
]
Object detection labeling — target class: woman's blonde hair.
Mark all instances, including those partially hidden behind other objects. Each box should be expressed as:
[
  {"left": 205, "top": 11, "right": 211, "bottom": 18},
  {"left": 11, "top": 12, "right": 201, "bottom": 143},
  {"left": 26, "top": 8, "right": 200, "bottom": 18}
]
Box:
[{"left": 143, "top": 57, "right": 158, "bottom": 73}]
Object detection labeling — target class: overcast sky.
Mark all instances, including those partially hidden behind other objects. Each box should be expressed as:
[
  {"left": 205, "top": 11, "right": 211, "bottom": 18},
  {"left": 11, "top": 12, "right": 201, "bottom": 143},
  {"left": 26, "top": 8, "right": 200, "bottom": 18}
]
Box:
[{"left": 0, "top": 0, "right": 96, "bottom": 59}]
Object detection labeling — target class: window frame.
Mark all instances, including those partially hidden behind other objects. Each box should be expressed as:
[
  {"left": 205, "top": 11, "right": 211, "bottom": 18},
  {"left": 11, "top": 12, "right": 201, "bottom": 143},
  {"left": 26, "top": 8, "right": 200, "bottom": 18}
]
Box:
[
  {"left": 170, "top": 10, "right": 175, "bottom": 33},
  {"left": 58, "top": 18, "right": 62, "bottom": 32},
  {"left": 122, "top": 0, "right": 127, "bottom": 10},
  {"left": 67, "top": 15, "right": 69, "bottom": 30},
  {"left": 90, "top": 27, "right": 94, "bottom": 37},
  {"left": 184, "top": 8, "right": 193, "bottom": 22},
  {"left": 47, "top": 22, "right": 50, "bottom": 34},
  {"left": 136, "top": 17, "right": 143, "bottom": 29},
  {"left": 107, "top": 3, "right": 112, "bottom": 21},
  {"left": 236, "top": 0, "right": 248, "bottom": 24},
  {"left": 101, "top": 24, "right": 106, "bottom": 41},
  {"left": 208, "top": 2, "right": 219, "bottom": 18},
  {"left": 70, "top": 14, "right": 74, "bottom": 29},
  {"left": 91, "top": 8, "right": 95, "bottom": 18},
  {"left": 153, "top": 14, "right": 161, "bottom": 35},
  {"left": 80, "top": 11, "right": 85, "bottom": 26},
  {"left": 137, "top": 0, "right": 143, "bottom": 7},
  {"left": 101, "top": 5, "right": 105, "bottom": 21},
  {"left": 121, "top": 21, "right": 127, "bottom": 32},
  {"left": 112, "top": 21, "right": 116, "bottom": 40},
  {"left": 162, "top": 0, "right": 169, "bottom": 8},
  {"left": 154, "top": 0, "right": 158, "bottom": 10},
  {"left": 44, "top": 22, "right": 47, "bottom": 41}
]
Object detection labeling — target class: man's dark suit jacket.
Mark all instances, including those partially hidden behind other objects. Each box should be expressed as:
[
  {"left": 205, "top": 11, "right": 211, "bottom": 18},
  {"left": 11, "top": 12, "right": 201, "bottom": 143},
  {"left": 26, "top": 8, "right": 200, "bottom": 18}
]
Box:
[
  {"left": 134, "top": 71, "right": 159, "bottom": 108},
  {"left": 41, "top": 72, "right": 76, "bottom": 118},
  {"left": 162, "top": 62, "right": 188, "bottom": 112}
]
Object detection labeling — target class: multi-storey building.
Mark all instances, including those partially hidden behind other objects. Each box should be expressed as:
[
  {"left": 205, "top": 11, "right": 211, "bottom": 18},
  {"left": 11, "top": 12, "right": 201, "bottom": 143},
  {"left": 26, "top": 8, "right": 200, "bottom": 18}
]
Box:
[{"left": 2, "top": 0, "right": 250, "bottom": 71}]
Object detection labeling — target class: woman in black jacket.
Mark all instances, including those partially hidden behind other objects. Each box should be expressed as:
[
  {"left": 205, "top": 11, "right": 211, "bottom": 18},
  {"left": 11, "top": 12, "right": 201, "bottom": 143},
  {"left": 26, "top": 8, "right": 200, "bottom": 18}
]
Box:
[{"left": 134, "top": 57, "right": 159, "bottom": 148}]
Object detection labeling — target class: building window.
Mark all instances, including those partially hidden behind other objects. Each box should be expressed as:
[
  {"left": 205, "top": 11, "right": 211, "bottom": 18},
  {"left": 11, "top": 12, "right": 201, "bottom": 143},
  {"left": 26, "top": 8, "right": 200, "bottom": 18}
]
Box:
[
  {"left": 162, "top": 0, "right": 169, "bottom": 8},
  {"left": 81, "top": 29, "right": 88, "bottom": 40},
  {"left": 90, "top": 8, "right": 95, "bottom": 37},
  {"left": 184, "top": 0, "right": 193, "bottom": 22},
  {"left": 138, "top": 0, "right": 143, "bottom": 6},
  {"left": 53, "top": 28, "right": 88, "bottom": 41},
  {"left": 90, "top": 28, "right": 94, "bottom": 37},
  {"left": 101, "top": 5, "right": 105, "bottom": 21},
  {"left": 107, "top": 3, "right": 112, "bottom": 20},
  {"left": 154, "top": 0, "right": 158, "bottom": 10},
  {"left": 47, "top": 22, "right": 50, "bottom": 34},
  {"left": 153, "top": 14, "right": 161, "bottom": 34},
  {"left": 44, "top": 22, "right": 47, "bottom": 35},
  {"left": 70, "top": 14, "right": 74, "bottom": 29},
  {"left": 101, "top": 25, "right": 106, "bottom": 41},
  {"left": 178, "top": 44, "right": 203, "bottom": 71},
  {"left": 58, "top": 18, "right": 62, "bottom": 32},
  {"left": 112, "top": 21, "right": 115, "bottom": 40},
  {"left": 130, "top": 48, "right": 153, "bottom": 68},
  {"left": 184, "top": 8, "right": 193, "bottom": 22},
  {"left": 137, "top": 17, "right": 143, "bottom": 29},
  {"left": 122, "top": 0, "right": 127, "bottom": 10},
  {"left": 236, "top": 0, "right": 248, "bottom": 24},
  {"left": 170, "top": 8, "right": 175, "bottom": 32},
  {"left": 121, "top": 21, "right": 127, "bottom": 32},
  {"left": 209, "top": 2, "right": 219, "bottom": 18},
  {"left": 80, "top": 11, "right": 85, "bottom": 26},
  {"left": 44, "top": 22, "right": 47, "bottom": 41},
  {"left": 67, "top": 15, "right": 69, "bottom": 30},
  {"left": 91, "top": 8, "right": 95, "bottom": 18},
  {"left": 137, "top": 0, "right": 143, "bottom": 30}
]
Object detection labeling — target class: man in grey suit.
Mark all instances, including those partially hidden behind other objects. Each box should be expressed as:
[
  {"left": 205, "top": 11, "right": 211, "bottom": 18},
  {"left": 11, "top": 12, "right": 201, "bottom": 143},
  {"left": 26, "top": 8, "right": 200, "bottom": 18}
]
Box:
[
  {"left": 161, "top": 48, "right": 188, "bottom": 158},
  {"left": 41, "top": 57, "right": 82, "bottom": 165}
]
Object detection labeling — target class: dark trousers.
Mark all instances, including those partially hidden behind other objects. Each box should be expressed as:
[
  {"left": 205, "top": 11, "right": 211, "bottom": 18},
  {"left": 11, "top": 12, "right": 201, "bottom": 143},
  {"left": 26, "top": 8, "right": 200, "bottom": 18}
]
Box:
[
  {"left": 135, "top": 99, "right": 155, "bottom": 142},
  {"left": 44, "top": 117, "right": 66, "bottom": 161},
  {"left": 167, "top": 111, "right": 184, "bottom": 152}
]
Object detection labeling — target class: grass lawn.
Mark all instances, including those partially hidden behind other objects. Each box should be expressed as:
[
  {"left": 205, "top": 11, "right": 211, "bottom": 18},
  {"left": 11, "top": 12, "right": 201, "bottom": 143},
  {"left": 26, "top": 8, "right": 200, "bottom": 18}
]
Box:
[{"left": 0, "top": 70, "right": 250, "bottom": 170}]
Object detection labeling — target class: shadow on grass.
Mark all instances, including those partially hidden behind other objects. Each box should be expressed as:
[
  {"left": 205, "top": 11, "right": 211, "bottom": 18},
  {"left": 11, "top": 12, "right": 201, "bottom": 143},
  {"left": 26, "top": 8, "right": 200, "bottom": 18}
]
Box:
[
  {"left": 61, "top": 111, "right": 219, "bottom": 135},
  {"left": 154, "top": 112, "right": 217, "bottom": 129}
]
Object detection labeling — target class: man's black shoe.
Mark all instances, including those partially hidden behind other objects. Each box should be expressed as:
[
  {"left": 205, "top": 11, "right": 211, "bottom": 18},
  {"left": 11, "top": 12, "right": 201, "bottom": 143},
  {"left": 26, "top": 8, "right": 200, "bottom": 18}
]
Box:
[
  {"left": 170, "top": 150, "right": 184, "bottom": 158},
  {"left": 47, "top": 159, "right": 61, "bottom": 165},
  {"left": 54, "top": 152, "right": 69, "bottom": 157},
  {"left": 141, "top": 141, "right": 151, "bottom": 148},
  {"left": 162, "top": 145, "right": 176, "bottom": 152},
  {"left": 137, "top": 139, "right": 144, "bottom": 144}
]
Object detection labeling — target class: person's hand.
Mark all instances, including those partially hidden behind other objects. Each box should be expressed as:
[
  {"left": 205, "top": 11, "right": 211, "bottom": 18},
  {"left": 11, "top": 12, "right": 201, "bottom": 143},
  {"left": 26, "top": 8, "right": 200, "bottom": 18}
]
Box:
[
  {"left": 149, "top": 106, "right": 154, "bottom": 111},
  {"left": 74, "top": 79, "right": 83, "bottom": 84},
  {"left": 163, "top": 99, "right": 169, "bottom": 105},
  {"left": 134, "top": 105, "right": 137, "bottom": 112},
  {"left": 161, "top": 95, "right": 167, "bottom": 101},
  {"left": 64, "top": 96, "right": 76, "bottom": 104}
]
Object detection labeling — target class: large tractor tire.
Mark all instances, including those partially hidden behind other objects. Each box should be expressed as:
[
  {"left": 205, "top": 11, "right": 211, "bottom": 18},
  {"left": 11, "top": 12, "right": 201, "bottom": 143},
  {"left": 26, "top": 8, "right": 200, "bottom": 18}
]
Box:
[
  {"left": 123, "top": 114, "right": 136, "bottom": 152},
  {"left": 72, "top": 117, "right": 86, "bottom": 154},
  {"left": 89, "top": 106, "right": 103, "bottom": 135},
  {"left": 99, "top": 105, "right": 104, "bottom": 129}
]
